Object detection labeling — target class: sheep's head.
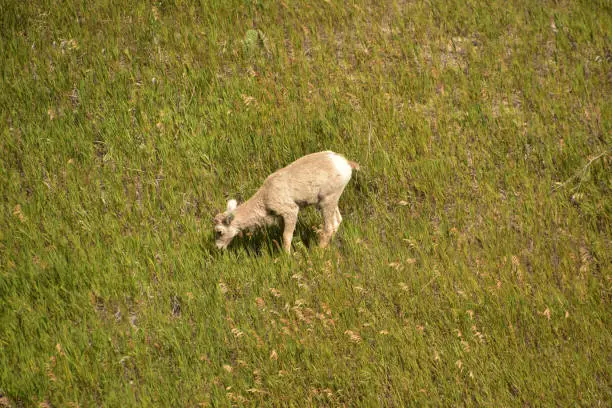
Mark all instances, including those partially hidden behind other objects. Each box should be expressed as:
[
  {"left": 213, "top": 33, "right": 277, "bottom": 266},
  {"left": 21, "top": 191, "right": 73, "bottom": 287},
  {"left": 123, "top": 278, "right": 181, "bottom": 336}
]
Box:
[{"left": 214, "top": 199, "right": 239, "bottom": 249}]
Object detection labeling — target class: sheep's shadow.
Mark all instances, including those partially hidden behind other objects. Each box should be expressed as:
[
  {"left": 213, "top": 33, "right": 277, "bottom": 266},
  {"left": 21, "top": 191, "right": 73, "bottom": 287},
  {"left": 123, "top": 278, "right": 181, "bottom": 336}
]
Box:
[{"left": 222, "top": 220, "right": 321, "bottom": 256}]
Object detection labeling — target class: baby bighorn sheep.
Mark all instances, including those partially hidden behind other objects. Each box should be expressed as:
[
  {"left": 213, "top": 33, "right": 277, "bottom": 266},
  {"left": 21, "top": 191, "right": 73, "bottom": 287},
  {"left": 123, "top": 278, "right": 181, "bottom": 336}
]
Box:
[{"left": 214, "top": 151, "right": 359, "bottom": 252}]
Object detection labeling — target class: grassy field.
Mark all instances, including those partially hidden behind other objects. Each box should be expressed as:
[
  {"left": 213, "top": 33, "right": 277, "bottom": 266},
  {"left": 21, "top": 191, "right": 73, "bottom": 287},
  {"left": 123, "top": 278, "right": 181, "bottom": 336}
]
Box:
[{"left": 0, "top": 0, "right": 610, "bottom": 406}]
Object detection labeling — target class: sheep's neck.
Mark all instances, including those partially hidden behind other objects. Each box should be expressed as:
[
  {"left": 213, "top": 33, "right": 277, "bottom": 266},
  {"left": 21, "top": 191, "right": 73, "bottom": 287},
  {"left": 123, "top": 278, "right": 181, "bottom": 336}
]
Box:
[{"left": 232, "top": 192, "right": 270, "bottom": 231}]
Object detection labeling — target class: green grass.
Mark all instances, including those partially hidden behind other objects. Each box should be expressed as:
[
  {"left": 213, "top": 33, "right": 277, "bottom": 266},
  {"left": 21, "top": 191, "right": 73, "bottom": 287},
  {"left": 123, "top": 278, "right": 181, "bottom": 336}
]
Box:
[{"left": 1, "top": 0, "right": 610, "bottom": 406}]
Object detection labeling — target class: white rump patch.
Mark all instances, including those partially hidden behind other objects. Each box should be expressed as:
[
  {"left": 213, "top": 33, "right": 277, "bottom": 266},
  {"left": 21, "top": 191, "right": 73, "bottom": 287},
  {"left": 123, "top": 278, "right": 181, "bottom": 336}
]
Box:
[{"left": 329, "top": 153, "right": 353, "bottom": 185}]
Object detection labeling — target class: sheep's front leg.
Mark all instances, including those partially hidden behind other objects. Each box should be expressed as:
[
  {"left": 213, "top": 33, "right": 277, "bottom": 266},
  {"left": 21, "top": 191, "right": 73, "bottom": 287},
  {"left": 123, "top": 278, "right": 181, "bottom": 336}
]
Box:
[{"left": 280, "top": 206, "right": 299, "bottom": 252}]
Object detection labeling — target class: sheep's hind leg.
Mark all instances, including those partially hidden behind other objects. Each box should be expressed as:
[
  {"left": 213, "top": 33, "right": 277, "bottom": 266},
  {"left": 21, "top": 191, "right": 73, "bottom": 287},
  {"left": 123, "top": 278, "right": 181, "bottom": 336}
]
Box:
[
  {"left": 319, "top": 198, "right": 340, "bottom": 248},
  {"left": 333, "top": 207, "right": 342, "bottom": 233}
]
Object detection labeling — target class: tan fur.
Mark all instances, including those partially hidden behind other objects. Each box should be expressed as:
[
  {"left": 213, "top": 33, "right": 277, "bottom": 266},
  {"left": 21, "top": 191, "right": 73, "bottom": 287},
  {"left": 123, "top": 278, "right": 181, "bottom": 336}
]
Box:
[{"left": 214, "top": 151, "right": 358, "bottom": 252}]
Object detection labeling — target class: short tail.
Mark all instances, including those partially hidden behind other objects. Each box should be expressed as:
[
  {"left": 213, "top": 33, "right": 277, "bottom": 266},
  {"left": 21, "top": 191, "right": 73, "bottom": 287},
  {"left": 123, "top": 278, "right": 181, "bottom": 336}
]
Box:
[{"left": 348, "top": 160, "right": 360, "bottom": 171}]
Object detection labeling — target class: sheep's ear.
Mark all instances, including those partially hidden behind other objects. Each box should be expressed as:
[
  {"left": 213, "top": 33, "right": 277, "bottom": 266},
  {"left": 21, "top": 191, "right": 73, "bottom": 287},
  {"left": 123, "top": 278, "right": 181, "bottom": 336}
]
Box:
[
  {"left": 224, "top": 213, "right": 234, "bottom": 225},
  {"left": 227, "top": 199, "right": 237, "bottom": 212}
]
